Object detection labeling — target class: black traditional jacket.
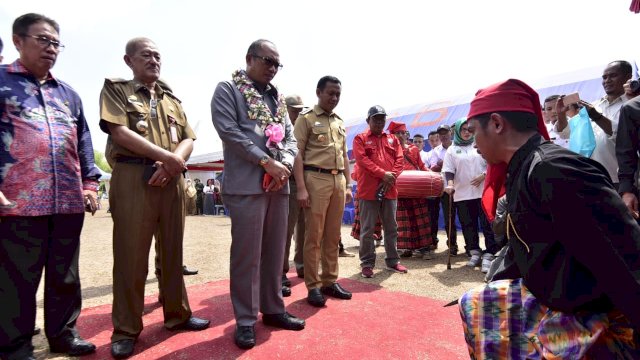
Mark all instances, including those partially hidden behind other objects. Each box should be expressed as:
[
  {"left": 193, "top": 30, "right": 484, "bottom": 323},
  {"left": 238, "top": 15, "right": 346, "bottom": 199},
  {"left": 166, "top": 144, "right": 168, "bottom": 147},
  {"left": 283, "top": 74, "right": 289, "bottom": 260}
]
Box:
[{"left": 504, "top": 134, "right": 640, "bottom": 327}]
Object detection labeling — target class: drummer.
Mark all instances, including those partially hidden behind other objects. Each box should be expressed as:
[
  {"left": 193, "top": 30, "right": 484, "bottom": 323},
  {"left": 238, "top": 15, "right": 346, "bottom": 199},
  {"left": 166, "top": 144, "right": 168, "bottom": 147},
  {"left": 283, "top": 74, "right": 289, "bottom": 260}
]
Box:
[
  {"left": 388, "top": 122, "right": 434, "bottom": 260},
  {"left": 352, "top": 106, "right": 408, "bottom": 278}
]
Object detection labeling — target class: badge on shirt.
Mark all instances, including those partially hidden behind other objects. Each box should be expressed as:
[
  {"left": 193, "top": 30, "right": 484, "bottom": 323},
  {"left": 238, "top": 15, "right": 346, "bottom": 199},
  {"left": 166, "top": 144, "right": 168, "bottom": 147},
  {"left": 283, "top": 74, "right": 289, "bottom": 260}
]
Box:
[
  {"left": 388, "top": 138, "right": 394, "bottom": 145},
  {"left": 168, "top": 115, "right": 179, "bottom": 143},
  {"left": 135, "top": 113, "right": 148, "bottom": 133},
  {"left": 127, "top": 95, "right": 144, "bottom": 107},
  {"left": 313, "top": 121, "right": 323, "bottom": 127},
  {"left": 318, "top": 134, "right": 326, "bottom": 142}
]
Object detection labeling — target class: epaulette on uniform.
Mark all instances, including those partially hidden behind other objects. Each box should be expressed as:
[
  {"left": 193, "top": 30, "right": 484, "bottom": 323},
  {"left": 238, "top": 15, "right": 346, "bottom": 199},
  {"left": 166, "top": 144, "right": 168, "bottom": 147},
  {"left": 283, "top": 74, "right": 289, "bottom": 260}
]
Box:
[
  {"left": 105, "top": 78, "right": 127, "bottom": 84},
  {"left": 300, "top": 107, "right": 313, "bottom": 115},
  {"left": 156, "top": 78, "right": 173, "bottom": 92},
  {"left": 164, "top": 90, "right": 182, "bottom": 103}
]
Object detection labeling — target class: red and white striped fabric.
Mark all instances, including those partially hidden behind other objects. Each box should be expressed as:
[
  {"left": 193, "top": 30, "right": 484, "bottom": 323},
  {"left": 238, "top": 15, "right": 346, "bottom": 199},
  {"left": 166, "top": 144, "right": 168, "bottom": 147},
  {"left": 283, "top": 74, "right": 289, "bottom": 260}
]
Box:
[{"left": 396, "top": 171, "right": 444, "bottom": 199}]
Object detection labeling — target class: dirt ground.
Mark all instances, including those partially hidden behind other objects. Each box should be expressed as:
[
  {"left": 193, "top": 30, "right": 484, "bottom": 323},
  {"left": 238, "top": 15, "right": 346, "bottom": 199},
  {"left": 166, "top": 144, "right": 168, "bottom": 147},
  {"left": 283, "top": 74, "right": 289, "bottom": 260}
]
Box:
[{"left": 32, "top": 205, "right": 486, "bottom": 359}]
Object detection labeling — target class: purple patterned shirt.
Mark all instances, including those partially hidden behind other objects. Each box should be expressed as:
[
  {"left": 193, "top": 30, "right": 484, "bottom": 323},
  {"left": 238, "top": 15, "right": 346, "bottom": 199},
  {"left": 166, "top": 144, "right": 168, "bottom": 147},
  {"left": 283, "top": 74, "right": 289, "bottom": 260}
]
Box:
[{"left": 0, "top": 60, "right": 100, "bottom": 216}]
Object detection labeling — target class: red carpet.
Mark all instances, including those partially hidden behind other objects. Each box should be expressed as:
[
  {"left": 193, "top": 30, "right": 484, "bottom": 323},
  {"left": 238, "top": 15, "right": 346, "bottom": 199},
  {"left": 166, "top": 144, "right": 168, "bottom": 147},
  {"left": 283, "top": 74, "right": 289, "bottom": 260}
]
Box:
[{"left": 77, "top": 276, "right": 469, "bottom": 359}]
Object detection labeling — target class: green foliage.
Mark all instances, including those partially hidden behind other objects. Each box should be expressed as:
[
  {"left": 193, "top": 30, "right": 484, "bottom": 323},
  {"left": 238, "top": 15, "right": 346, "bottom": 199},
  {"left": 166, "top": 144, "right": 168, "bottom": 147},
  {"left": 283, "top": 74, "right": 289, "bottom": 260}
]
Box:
[{"left": 94, "top": 150, "right": 112, "bottom": 173}]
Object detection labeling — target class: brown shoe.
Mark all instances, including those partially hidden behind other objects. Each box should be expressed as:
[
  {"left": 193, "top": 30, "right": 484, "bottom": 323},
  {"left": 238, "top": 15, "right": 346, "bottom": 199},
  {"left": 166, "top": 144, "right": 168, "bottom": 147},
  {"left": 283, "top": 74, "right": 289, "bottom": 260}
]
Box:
[{"left": 338, "top": 249, "right": 355, "bottom": 257}]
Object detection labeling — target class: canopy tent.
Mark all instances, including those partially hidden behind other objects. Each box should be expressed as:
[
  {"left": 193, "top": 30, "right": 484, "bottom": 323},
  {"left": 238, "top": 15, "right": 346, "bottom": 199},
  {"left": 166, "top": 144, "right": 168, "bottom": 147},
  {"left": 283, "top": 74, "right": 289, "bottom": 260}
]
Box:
[
  {"left": 98, "top": 167, "right": 111, "bottom": 181},
  {"left": 186, "top": 150, "right": 224, "bottom": 171},
  {"left": 344, "top": 61, "right": 639, "bottom": 154}
]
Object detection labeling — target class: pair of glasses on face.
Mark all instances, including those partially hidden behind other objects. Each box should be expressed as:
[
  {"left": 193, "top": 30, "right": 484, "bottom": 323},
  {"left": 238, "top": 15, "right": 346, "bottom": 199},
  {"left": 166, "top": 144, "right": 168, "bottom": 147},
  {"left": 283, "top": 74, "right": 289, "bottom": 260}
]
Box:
[
  {"left": 25, "top": 35, "right": 65, "bottom": 51},
  {"left": 252, "top": 55, "right": 283, "bottom": 70},
  {"left": 460, "top": 127, "right": 471, "bottom": 133}
]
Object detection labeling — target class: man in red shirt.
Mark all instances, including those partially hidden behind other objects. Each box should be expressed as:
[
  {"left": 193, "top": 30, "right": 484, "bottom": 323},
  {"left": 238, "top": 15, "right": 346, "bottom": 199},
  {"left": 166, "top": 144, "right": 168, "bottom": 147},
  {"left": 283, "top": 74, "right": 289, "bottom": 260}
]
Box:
[{"left": 352, "top": 106, "right": 408, "bottom": 278}]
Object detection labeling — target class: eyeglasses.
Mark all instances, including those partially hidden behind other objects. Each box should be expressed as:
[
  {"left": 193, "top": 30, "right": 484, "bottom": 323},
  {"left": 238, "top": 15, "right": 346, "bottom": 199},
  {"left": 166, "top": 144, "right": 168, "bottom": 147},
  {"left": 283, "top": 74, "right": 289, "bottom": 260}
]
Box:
[
  {"left": 460, "top": 128, "right": 471, "bottom": 133},
  {"left": 24, "top": 34, "right": 65, "bottom": 51},
  {"left": 251, "top": 55, "right": 283, "bottom": 70}
]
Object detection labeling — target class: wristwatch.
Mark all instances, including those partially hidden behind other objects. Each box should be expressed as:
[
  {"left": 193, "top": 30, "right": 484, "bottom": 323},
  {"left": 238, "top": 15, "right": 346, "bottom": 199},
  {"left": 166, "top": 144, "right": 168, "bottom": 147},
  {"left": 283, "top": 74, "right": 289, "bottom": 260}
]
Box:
[{"left": 259, "top": 155, "right": 270, "bottom": 167}]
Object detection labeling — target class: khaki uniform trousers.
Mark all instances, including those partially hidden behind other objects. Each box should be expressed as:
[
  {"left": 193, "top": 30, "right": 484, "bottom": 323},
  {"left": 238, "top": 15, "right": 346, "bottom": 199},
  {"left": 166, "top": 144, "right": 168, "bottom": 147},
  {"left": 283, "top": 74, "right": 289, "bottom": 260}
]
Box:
[
  {"left": 303, "top": 171, "right": 346, "bottom": 289},
  {"left": 283, "top": 180, "right": 305, "bottom": 274},
  {"left": 109, "top": 163, "right": 191, "bottom": 341}
]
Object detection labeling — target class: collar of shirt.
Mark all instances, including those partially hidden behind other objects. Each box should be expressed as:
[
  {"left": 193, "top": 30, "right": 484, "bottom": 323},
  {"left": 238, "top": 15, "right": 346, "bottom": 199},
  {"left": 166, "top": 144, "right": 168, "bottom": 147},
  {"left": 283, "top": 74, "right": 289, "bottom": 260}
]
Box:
[
  {"left": 506, "top": 134, "right": 545, "bottom": 187},
  {"left": 596, "top": 94, "right": 630, "bottom": 108},
  {"left": 131, "top": 80, "right": 165, "bottom": 98},
  {"left": 312, "top": 104, "right": 341, "bottom": 120},
  {"left": 364, "top": 129, "right": 390, "bottom": 139},
  {"left": 7, "top": 59, "right": 57, "bottom": 84}
]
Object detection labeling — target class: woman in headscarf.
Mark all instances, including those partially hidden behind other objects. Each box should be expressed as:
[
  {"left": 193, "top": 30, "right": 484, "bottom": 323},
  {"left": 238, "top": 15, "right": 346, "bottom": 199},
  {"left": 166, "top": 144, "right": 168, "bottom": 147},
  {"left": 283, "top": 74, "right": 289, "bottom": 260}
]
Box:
[
  {"left": 388, "top": 121, "right": 433, "bottom": 260},
  {"left": 442, "top": 118, "right": 498, "bottom": 272}
]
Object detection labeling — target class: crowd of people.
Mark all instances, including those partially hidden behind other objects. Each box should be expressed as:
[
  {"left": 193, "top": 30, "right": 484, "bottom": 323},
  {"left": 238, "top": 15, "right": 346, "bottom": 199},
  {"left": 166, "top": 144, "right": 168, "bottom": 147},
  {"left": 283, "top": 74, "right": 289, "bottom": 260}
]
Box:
[{"left": 2, "top": 11, "right": 640, "bottom": 360}]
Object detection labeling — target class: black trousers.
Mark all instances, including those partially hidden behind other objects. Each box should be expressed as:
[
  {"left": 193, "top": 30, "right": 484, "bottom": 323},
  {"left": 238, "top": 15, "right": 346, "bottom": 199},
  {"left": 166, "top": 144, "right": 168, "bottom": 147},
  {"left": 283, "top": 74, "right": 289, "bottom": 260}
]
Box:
[
  {"left": 427, "top": 198, "right": 441, "bottom": 242},
  {"left": 0, "top": 214, "right": 84, "bottom": 359},
  {"left": 455, "top": 199, "right": 498, "bottom": 254}
]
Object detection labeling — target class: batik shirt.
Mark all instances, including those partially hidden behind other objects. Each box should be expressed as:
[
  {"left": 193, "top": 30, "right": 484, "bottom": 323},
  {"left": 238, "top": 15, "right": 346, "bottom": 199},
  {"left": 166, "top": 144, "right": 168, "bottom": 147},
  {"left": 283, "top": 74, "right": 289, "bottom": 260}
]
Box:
[{"left": 0, "top": 60, "right": 100, "bottom": 216}]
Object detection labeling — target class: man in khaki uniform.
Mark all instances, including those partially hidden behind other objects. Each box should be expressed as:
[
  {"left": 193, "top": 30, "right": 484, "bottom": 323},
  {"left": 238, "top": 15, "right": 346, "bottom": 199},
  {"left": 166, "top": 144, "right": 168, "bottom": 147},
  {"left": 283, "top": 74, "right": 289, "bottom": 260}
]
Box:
[
  {"left": 99, "top": 37, "right": 209, "bottom": 359},
  {"left": 282, "top": 94, "right": 306, "bottom": 288},
  {"left": 293, "top": 76, "right": 354, "bottom": 307}
]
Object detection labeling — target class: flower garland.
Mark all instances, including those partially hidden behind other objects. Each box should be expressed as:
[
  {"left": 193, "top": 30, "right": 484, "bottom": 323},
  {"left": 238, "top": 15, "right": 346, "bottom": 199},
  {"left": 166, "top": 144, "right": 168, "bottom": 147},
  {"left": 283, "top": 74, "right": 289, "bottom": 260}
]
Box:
[{"left": 232, "top": 70, "right": 287, "bottom": 129}]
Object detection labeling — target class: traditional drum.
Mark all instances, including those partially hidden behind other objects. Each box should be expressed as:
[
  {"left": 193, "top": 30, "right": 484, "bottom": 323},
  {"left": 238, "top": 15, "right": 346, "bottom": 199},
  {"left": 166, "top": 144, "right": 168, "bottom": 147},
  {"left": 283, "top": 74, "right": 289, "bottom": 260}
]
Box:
[{"left": 396, "top": 170, "right": 444, "bottom": 198}]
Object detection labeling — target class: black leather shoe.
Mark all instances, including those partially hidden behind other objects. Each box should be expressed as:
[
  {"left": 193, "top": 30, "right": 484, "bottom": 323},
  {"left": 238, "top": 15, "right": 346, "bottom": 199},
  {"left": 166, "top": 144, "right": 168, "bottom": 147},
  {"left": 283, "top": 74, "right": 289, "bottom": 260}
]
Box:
[
  {"left": 282, "top": 285, "right": 291, "bottom": 297},
  {"left": 262, "top": 312, "right": 305, "bottom": 331},
  {"left": 182, "top": 265, "right": 198, "bottom": 276},
  {"left": 169, "top": 316, "right": 210, "bottom": 331},
  {"left": 49, "top": 336, "right": 96, "bottom": 356},
  {"left": 234, "top": 325, "right": 256, "bottom": 349},
  {"left": 281, "top": 274, "right": 291, "bottom": 287},
  {"left": 111, "top": 339, "right": 135, "bottom": 359},
  {"left": 296, "top": 267, "right": 304, "bottom": 278},
  {"left": 321, "top": 283, "right": 352, "bottom": 300},
  {"left": 307, "top": 288, "right": 326, "bottom": 307},
  {"left": 33, "top": 326, "right": 41, "bottom": 336}
]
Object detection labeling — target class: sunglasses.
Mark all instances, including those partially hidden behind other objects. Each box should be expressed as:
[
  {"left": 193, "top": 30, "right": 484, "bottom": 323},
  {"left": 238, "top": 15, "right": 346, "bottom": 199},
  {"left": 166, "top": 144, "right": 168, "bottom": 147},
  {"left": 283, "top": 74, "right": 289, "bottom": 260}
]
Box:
[{"left": 251, "top": 55, "right": 283, "bottom": 70}]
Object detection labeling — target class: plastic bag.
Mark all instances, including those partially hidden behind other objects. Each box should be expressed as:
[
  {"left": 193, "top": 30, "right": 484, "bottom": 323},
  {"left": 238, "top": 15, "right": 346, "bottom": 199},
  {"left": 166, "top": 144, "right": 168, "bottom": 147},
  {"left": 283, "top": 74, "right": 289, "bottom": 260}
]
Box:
[{"left": 568, "top": 107, "right": 596, "bottom": 158}]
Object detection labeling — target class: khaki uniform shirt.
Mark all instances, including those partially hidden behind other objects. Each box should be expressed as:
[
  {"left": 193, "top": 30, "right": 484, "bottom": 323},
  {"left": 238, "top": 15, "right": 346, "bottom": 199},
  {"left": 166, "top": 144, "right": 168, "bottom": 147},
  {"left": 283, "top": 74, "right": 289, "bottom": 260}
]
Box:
[
  {"left": 294, "top": 105, "right": 347, "bottom": 170},
  {"left": 99, "top": 78, "right": 196, "bottom": 163}
]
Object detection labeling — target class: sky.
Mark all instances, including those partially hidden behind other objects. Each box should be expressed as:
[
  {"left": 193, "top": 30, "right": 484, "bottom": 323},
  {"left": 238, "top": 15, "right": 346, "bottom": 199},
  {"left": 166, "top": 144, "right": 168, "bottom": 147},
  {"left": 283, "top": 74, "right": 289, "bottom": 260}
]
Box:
[{"left": 1, "top": 1, "right": 638, "bottom": 156}]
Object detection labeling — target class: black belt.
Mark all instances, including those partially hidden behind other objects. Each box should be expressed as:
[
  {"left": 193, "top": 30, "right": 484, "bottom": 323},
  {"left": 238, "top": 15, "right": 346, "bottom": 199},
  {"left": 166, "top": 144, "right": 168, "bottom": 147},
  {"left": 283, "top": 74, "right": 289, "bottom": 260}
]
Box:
[
  {"left": 303, "top": 165, "right": 343, "bottom": 175},
  {"left": 115, "top": 155, "right": 156, "bottom": 165}
]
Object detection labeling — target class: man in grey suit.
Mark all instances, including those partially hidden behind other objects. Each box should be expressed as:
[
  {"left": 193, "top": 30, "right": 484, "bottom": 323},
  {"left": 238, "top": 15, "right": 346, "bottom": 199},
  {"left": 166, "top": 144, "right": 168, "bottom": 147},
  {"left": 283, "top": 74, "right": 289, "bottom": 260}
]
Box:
[{"left": 211, "top": 39, "right": 305, "bottom": 350}]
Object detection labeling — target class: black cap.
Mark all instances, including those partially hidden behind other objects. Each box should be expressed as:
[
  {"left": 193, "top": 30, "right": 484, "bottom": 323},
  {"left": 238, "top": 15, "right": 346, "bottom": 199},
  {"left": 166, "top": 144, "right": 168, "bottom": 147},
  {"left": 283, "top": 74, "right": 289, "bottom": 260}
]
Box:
[
  {"left": 367, "top": 105, "right": 387, "bottom": 118},
  {"left": 436, "top": 124, "right": 451, "bottom": 133}
]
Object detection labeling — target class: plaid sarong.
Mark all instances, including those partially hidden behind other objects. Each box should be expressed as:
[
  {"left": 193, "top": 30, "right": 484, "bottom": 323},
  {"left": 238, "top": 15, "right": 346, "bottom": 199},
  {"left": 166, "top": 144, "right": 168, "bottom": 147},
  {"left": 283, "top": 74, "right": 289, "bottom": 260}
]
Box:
[
  {"left": 396, "top": 198, "right": 431, "bottom": 250},
  {"left": 350, "top": 198, "right": 382, "bottom": 240},
  {"left": 459, "top": 278, "right": 639, "bottom": 359}
]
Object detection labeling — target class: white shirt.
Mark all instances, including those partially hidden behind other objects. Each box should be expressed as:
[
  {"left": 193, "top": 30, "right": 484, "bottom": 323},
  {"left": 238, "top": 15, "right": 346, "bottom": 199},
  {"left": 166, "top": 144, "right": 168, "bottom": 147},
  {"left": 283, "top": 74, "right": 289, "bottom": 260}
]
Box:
[
  {"left": 427, "top": 144, "right": 448, "bottom": 169},
  {"left": 546, "top": 122, "right": 569, "bottom": 149},
  {"left": 420, "top": 150, "right": 430, "bottom": 165},
  {"left": 442, "top": 143, "right": 487, "bottom": 202},
  {"left": 590, "top": 95, "right": 628, "bottom": 183},
  {"left": 204, "top": 185, "right": 215, "bottom": 194}
]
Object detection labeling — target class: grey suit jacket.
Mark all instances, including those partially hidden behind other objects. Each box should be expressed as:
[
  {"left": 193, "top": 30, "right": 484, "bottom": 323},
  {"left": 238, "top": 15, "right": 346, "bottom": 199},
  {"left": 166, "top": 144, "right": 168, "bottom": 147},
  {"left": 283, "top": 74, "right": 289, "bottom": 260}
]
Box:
[{"left": 211, "top": 80, "right": 297, "bottom": 195}]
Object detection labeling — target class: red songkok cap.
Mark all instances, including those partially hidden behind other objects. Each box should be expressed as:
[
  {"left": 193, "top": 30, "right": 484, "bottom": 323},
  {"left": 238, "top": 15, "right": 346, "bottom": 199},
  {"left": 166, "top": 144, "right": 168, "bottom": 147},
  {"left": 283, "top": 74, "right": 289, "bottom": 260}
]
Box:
[
  {"left": 387, "top": 121, "right": 407, "bottom": 133},
  {"left": 467, "top": 79, "right": 549, "bottom": 221}
]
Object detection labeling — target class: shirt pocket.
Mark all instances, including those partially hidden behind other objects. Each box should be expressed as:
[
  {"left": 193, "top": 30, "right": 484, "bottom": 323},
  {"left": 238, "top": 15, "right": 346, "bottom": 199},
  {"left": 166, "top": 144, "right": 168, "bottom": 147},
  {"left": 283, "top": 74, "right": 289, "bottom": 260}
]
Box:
[
  {"left": 126, "top": 103, "right": 150, "bottom": 136},
  {"left": 364, "top": 143, "right": 377, "bottom": 156},
  {"left": 331, "top": 125, "right": 346, "bottom": 143},
  {"left": 311, "top": 126, "right": 329, "bottom": 144}
]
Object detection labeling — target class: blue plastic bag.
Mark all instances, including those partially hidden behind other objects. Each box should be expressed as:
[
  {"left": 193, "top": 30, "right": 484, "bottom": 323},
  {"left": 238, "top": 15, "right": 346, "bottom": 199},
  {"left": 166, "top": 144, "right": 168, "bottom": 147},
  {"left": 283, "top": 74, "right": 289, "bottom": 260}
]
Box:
[{"left": 568, "top": 107, "right": 596, "bottom": 157}]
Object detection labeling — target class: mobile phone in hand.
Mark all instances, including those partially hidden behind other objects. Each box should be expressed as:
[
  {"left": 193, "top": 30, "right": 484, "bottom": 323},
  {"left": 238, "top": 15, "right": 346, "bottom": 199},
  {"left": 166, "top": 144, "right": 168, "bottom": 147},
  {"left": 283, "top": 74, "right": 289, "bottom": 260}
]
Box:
[{"left": 563, "top": 92, "right": 580, "bottom": 105}]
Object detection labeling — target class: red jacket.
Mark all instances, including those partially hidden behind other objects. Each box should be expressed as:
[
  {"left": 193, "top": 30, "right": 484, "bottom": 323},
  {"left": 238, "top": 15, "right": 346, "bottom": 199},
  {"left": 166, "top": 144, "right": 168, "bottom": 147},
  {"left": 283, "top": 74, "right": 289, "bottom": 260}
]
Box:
[
  {"left": 402, "top": 144, "right": 429, "bottom": 171},
  {"left": 353, "top": 130, "right": 404, "bottom": 200}
]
